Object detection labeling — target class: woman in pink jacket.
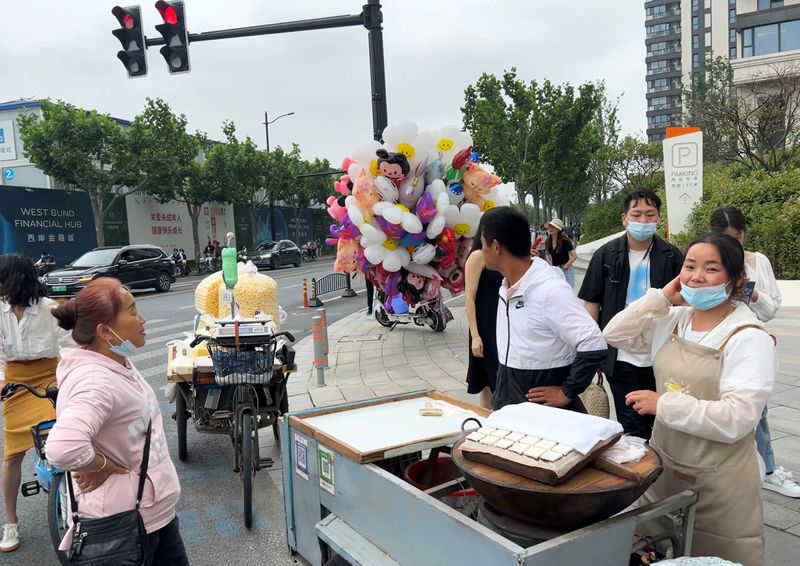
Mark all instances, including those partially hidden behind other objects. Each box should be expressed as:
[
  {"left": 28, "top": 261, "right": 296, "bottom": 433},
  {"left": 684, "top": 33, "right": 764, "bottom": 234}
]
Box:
[{"left": 46, "top": 278, "right": 188, "bottom": 565}]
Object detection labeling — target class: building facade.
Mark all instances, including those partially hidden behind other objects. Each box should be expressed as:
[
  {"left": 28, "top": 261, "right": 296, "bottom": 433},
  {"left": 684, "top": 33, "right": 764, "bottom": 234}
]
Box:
[{"left": 645, "top": 0, "right": 800, "bottom": 142}]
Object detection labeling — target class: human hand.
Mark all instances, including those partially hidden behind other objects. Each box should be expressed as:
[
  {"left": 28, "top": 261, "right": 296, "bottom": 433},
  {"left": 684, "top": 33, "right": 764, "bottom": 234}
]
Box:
[
  {"left": 662, "top": 276, "right": 685, "bottom": 306},
  {"left": 73, "top": 457, "right": 129, "bottom": 494},
  {"left": 625, "top": 390, "right": 661, "bottom": 416},
  {"left": 527, "top": 386, "right": 571, "bottom": 408},
  {"left": 471, "top": 335, "right": 484, "bottom": 358}
]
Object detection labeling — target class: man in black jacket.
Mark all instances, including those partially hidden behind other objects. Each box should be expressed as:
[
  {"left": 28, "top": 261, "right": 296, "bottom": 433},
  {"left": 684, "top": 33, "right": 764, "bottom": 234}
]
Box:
[{"left": 578, "top": 190, "right": 683, "bottom": 438}]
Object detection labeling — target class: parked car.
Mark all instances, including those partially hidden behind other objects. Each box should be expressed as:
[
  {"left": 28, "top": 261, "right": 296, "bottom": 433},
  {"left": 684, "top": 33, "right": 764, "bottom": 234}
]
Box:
[
  {"left": 247, "top": 240, "right": 302, "bottom": 270},
  {"left": 42, "top": 245, "right": 176, "bottom": 296}
]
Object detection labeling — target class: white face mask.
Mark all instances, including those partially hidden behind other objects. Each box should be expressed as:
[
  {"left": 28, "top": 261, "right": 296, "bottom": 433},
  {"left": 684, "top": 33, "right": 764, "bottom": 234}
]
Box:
[{"left": 105, "top": 327, "right": 139, "bottom": 358}]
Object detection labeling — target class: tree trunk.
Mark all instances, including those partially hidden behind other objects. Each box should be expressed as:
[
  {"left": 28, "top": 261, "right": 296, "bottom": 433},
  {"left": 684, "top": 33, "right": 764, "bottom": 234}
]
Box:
[
  {"left": 91, "top": 191, "right": 105, "bottom": 247},
  {"left": 187, "top": 203, "right": 202, "bottom": 264}
]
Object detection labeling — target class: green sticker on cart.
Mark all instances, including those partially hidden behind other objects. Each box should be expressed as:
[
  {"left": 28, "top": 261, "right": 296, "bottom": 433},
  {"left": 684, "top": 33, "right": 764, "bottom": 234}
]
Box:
[{"left": 318, "top": 445, "right": 335, "bottom": 495}]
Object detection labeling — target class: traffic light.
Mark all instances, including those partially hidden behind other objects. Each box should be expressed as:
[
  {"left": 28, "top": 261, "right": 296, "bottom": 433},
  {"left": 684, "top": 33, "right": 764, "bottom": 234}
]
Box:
[
  {"left": 155, "top": 1, "right": 190, "bottom": 74},
  {"left": 111, "top": 5, "right": 147, "bottom": 77}
]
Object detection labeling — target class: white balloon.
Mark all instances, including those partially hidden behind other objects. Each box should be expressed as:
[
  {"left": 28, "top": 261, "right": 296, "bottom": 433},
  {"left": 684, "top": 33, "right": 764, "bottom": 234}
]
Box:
[
  {"left": 364, "top": 245, "right": 386, "bottom": 266},
  {"left": 347, "top": 163, "right": 367, "bottom": 181},
  {"left": 373, "top": 201, "right": 393, "bottom": 216},
  {"left": 411, "top": 246, "right": 436, "bottom": 265},
  {"left": 383, "top": 253, "right": 402, "bottom": 273},
  {"left": 444, "top": 204, "right": 461, "bottom": 228},
  {"left": 426, "top": 216, "right": 446, "bottom": 239},
  {"left": 406, "top": 261, "right": 439, "bottom": 279},
  {"left": 374, "top": 176, "right": 398, "bottom": 202},
  {"left": 402, "top": 214, "right": 423, "bottom": 234},
  {"left": 383, "top": 206, "right": 404, "bottom": 225},
  {"left": 360, "top": 224, "right": 385, "bottom": 247},
  {"left": 426, "top": 179, "right": 447, "bottom": 200}
]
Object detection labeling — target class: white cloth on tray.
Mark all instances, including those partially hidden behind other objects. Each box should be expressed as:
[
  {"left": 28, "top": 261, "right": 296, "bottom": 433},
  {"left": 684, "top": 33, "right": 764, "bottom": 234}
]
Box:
[{"left": 486, "top": 402, "right": 623, "bottom": 455}]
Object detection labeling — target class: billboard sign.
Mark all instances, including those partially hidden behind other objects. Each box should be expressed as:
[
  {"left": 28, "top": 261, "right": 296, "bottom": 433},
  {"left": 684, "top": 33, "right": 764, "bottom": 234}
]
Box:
[
  {"left": 0, "top": 186, "right": 97, "bottom": 264},
  {"left": 663, "top": 127, "right": 703, "bottom": 236}
]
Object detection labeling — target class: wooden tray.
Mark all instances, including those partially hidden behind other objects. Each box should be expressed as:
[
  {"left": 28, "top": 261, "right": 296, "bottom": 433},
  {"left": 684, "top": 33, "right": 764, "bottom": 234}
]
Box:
[
  {"left": 288, "top": 391, "right": 491, "bottom": 464},
  {"left": 460, "top": 431, "right": 623, "bottom": 486},
  {"left": 452, "top": 438, "right": 662, "bottom": 529}
]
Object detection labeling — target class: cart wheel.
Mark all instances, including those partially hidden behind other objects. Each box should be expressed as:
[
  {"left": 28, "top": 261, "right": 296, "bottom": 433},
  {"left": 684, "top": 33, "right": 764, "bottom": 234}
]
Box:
[
  {"left": 241, "top": 413, "right": 254, "bottom": 529},
  {"left": 427, "top": 309, "right": 446, "bottom": 332},
  {"left": 272, "top": 419, "right": 281, "bottom": 448},
  {"left": 48, "top": 473, "right": 71, "bottom": 566},
  {"left": 176, "top": 383, "right": 189, "bottom": 461},
  {"left": 375, "top": 307, "right": 393, "bottom": 328}
]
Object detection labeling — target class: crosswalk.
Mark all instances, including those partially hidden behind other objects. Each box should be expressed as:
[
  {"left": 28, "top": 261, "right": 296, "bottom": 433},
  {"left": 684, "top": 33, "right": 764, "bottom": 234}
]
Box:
[{"left": 131, "top": 319, "right": 194, "bottom": 380}]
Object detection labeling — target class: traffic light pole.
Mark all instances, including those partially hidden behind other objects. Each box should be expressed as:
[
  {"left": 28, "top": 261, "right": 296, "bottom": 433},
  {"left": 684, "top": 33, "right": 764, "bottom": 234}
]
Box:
[{"left": 142, "top": 0, "right": 388, "bottom": 141}]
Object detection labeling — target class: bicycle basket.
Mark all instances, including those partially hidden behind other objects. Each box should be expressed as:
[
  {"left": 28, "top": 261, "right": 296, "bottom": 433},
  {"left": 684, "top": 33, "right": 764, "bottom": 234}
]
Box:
[
  {"left": 30, "top": 419, "right": 56, "bottom": 460},
  {"left": 207, "top": 341, "right": 275, "bottom": 385}
]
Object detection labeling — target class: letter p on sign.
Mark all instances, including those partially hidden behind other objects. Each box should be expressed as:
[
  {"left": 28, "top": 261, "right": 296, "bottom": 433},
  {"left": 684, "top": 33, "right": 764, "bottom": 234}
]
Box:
[{"left": 672, "top": 142, "right": 698, "bottom": 168}]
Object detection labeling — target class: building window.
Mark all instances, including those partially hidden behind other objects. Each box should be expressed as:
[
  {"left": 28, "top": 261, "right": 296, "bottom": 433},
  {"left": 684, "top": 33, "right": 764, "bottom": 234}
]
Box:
[
  {"left": 743, "top": 28, "right": 754, "bottom": 56},
  {"left": 781, "top": 19, "right": 800, "bottom": 52},
  {"left": 693, "top": 0, "right": 700, "bottom": 11},
  {"left": 729, "top": 28, "right": 736, "bottom": 43},
  {"left": 693, "top": 35, "right": 699, "bottom": 49},
  {"left": 730, "top": 0, "right": 736, "bottom": 5},
  {"left": 693, "top": 16, "right": 699, "bottom": 31},
  {"left": 756, "top": 23, "right": 780, "bottom": 55},
  {"left": 730, "top": 47, "right": 737, "bottom": 59},
  {"left": 729, "top": 9, "right": 736, "bottom": 24},
  {"left": 693, "top": 53, "right": 700, "bottom": 68},
  {"left": 758, "top": 0, "right": 784, "bottom": 10}
]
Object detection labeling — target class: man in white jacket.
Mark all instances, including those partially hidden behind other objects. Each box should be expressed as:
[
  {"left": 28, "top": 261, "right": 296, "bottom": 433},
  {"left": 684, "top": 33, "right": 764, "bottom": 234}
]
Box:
[{"left": 480, "top": 208, "right": 608, "bottom": 411}]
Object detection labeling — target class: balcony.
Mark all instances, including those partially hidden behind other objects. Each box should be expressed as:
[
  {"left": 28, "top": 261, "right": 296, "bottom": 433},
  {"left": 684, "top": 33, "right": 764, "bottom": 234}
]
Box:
[
  {"left": 647, "top": 82, "right": 681, "bottom": 94},
  {"left": 647, "top": 46, "right": 681, "bottom": 57},
  {"left": 648, "top": 101, "right": 680, "bottom": 112},
  {"left": 647, "top": 64, "right": 682, "bottom": 76},
  {"left": 646, "top": 26, "right": 681, "bottom": 39},
  {"left": 646, "top": 7, "right": 680, "bottom": 21}
]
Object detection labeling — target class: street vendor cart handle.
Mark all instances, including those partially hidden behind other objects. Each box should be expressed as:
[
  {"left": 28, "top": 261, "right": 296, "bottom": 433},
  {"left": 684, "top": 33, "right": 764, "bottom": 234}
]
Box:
[
  {"left": 461, "top": 417, "right": 482, "bottom": 431},
  {"left": 188, "top": 330, "right": 296, "bottom": 349}
]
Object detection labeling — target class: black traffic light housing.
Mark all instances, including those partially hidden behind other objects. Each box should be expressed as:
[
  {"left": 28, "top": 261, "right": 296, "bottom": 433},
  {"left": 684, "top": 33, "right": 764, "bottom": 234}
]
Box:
[
  {"left": 111, "top": 5, "right": 147, "bottom": 77},
  {"left": 155, "top": 1, "right": 190, "bottom": 74}
]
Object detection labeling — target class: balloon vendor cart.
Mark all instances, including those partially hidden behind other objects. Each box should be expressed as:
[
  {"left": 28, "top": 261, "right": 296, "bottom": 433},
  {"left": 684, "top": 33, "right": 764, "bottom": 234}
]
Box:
[
  {"left": 325, "top": 122, "right": 510, "bottom": 329},
  {"left": 280, "top": 391, "right": 698, "bottom": 566}
]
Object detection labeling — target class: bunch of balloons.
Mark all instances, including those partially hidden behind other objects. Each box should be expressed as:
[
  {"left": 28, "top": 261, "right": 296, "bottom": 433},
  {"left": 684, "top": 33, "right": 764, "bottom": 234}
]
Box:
[{"left": 326, "top": 121, "right": 509, "bottom": 314}]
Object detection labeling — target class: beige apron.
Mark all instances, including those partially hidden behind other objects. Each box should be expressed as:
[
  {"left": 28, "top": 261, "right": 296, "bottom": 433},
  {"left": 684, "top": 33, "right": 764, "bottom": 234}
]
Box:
[{"left": 644, "top": 322, "right": 765, "bottom": 566}]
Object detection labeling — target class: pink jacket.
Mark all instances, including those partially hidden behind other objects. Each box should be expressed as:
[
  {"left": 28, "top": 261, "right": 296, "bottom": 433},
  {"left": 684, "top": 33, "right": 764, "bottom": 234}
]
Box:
[{"left": 46, "top": 348, "right": 181, "bottom": 548}]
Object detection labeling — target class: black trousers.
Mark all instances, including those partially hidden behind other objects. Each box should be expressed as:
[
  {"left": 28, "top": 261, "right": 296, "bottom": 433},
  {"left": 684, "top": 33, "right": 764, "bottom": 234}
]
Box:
[
  {"left": 144, "top": 516, "right": 190, "bottom": 566},
  {"left": 365, "top": 279, "right": 375, "bottom": 313},
  {"left": 608, "top": 361, "right": 656, "bottom": 439}
]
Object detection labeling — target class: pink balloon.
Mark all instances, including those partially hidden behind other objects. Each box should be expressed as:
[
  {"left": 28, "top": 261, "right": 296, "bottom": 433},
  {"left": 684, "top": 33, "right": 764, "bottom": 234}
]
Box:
[
  {"left": 327, "top": 196, "right": 347, "bottom": 223},
  {"left": 341, "top": 157, "right": 354, "bottom": 171}
]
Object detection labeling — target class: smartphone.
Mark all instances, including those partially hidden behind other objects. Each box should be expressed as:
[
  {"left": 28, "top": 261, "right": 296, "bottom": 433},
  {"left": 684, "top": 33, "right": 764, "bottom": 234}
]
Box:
[{"left": 743, "top": 281, "right": 756, "bottom": 305}]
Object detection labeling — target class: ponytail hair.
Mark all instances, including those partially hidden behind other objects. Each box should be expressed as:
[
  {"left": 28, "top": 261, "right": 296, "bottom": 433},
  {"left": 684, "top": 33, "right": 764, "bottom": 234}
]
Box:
[{"left": 52, "top": 278, "right": 126, "bottom": 345}]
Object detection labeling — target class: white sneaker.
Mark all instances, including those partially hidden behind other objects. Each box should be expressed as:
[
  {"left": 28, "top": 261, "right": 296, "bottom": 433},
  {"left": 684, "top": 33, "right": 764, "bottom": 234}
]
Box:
[
  {"left": 763, "top": 467, "right": 800, "bottom": 498},
  {"left": 0, "top": 523, "right": 19, "bottom": 552}
]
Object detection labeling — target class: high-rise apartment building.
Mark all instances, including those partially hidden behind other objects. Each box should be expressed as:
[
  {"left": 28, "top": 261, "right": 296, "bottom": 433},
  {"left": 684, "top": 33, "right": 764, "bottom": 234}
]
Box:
[{"left": 645, "top": 0, "right": 800, "bottom": 142}]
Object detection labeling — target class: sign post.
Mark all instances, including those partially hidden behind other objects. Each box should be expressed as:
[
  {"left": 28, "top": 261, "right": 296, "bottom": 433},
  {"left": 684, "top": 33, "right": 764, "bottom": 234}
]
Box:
[{"left": 663, "top": 127, "right": 703, "bottom": 238}]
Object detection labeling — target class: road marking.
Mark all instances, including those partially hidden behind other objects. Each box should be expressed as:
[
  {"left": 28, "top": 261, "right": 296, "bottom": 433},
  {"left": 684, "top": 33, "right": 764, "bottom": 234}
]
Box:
[
  {"left": 145, "top": 318, "right": 170, "bottom": 325},
  {"left": 144, "top": 321, "right": 194, "bottom": 335},
  {"left": 308, "top": 288, "right": 366, "bottom": 305},
  {"left": 180, "top": 305, "right": 195, "bottom": 309},
  {"left": 444, "top": 294, "right": 464, "bottom": 305}
]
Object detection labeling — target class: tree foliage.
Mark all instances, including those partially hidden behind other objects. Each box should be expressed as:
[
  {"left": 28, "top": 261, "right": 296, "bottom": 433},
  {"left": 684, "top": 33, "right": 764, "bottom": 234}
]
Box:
[
  {"left": 462, "top": 68, "right": 603, "bottom": 224},
  {"left": 17, "top": 99, "right": 139, "bottom": 246}
]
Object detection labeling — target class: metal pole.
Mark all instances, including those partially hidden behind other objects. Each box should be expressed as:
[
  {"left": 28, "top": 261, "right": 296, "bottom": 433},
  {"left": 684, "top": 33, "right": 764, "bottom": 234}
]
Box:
[
  {"left": 312, "top": 316, "right": 326, "bottom": 386},
  {"left": 302, "top": 278, "right": 309, "bottom": 309},
  {"left": 317, "top": 308, "right": 329, "bottom": 368},
  {"left": 364, "top": 0, "right": 388, "bottom": 141},
  {"left": 264, "top": 110, "right": 277, "bottom": 241}
]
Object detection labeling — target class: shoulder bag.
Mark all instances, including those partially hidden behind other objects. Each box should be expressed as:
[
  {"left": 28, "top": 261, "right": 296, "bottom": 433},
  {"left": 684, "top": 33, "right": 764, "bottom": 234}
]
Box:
[{"left": 66, "top": 421, "right": 151, "bottom": 565}]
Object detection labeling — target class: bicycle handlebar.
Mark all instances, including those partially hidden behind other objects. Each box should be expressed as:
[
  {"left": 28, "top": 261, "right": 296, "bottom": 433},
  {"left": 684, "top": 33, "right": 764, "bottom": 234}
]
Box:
[{"left": 1, "top": 382, "right": 58, "bottom": 403}]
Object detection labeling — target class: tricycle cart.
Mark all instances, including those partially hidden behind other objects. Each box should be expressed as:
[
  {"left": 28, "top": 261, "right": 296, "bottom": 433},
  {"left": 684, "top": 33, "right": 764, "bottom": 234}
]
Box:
[{"left": 168, "top": 321, "right": 296, "bottom": 528}]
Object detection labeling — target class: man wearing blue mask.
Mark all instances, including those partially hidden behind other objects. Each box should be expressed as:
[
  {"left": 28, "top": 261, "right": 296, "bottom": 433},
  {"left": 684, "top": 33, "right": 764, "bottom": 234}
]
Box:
[{"left": 578, "top": 190, "right": 683, "bottom": 438}]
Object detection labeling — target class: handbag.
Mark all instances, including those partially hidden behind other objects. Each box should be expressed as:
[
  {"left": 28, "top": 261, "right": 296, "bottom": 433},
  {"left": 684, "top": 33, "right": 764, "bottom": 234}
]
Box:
[
  {"left": 579, "top": 371, "right": 610, "bottom": 419},
  {"left": 66, "top": 421, "right": 151, "bottom": 566}
]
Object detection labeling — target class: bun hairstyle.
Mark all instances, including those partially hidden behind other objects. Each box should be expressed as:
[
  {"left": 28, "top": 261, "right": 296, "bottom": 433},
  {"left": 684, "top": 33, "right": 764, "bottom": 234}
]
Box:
[{"left": 52, "top": 278, "right": 126, "bottom": 345}]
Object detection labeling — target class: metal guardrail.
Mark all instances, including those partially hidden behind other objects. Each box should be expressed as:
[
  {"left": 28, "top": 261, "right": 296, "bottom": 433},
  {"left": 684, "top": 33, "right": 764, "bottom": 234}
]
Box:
[{"left": 307, "top": 273, "right": 357, "bottom": 307}]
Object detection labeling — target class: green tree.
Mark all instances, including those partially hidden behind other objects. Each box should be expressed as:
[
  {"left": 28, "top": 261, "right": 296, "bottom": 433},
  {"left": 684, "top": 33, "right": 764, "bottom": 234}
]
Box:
[
  {"left": 611, "top": 136, "right": 663, "bottom": 192},
  {"left": 462, "top": 68, "right": 602, "bottom": 225},
  {"left": 284, "top": 157, "right": 332, "bottom": 245},
  {"left": 17, "top": 99, "right": 140, "bottom": 246},
  {"left": 126, "top": 98, "right": 216, "bottom": 262},
  {"left": 586, "top": 92, "right": 620, "bottom": 204}
]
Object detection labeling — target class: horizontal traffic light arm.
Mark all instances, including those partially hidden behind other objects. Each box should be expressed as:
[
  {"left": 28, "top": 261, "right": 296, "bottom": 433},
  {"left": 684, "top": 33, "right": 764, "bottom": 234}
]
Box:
[{"left": 143, "top": 13, "right": 363, "bottom": 47}]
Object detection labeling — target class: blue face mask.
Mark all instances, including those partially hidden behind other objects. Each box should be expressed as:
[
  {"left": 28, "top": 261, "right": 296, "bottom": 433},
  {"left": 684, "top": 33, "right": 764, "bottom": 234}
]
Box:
[
  {"left": 106, "top": 327, "right": 139, "bottom": 358},
  {"left": 626, "top": 220, "right": 658, "bottom": 242},
  {"left": 680, "top": 281, "right": 731, "bottom": 311}
]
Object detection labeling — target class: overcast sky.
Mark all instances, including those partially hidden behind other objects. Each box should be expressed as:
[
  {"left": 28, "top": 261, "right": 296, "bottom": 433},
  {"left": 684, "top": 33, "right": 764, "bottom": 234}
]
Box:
[{"left": 0, "top": 0, "right": 646, "bottom": 167}]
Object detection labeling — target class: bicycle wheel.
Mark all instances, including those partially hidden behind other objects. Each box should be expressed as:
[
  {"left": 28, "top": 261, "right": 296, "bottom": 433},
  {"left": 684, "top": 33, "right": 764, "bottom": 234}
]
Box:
[
  {"left": 176, "top": 383, "right": 189, "bottom": 461},
  {"left": 48, "top": 473, "right": 70, "bottom": 566},
  {"left": 240, "top": 412, "right": 254, "bottom": 529}
]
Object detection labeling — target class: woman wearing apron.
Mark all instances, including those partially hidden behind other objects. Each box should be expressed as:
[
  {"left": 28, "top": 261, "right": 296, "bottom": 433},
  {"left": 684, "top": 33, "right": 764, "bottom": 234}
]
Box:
[
  {"left": 0, "top": 254, "right": 72, "bottom": 553},
  {"left": 603, "top": 233, "right": 775, "bottom": 566}
]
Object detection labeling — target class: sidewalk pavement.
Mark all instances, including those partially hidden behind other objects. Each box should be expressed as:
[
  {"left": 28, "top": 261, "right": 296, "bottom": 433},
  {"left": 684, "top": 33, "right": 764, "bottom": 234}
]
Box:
[{"left": 285, "top": 289, "right": 800, "bottom": 563}]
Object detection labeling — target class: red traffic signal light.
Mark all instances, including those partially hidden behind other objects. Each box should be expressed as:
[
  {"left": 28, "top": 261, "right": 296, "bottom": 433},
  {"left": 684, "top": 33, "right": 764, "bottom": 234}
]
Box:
[
  {"left": 155, "top": 1, "right": 190, "bottom": 74},
  {"left": 111, "top": 5, "right": 147, "bottom": 78}
]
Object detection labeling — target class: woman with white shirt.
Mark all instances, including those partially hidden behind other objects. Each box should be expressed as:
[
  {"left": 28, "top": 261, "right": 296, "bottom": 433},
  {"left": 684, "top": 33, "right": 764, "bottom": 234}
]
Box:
[
  {"left": 0, "top": 254, "right": 72, "bottom": 553},
  {"left": 603, "top": 233, "right": 775, "bottom": 565},
  {"left": 709, "top": 206, "right": 800, "bottom": 498}
]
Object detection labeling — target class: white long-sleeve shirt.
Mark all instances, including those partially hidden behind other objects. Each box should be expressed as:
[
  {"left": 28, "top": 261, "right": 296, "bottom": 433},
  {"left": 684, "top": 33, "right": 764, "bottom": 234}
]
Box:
[
  {"left": 0, "top": 297, "right": 74, "bottom": 380},
  {"left": 603, "top": 289, "right": 775, "bottom": 444},
  {"left": 747, "top": 251, "right": 782, "bottom": 323}
]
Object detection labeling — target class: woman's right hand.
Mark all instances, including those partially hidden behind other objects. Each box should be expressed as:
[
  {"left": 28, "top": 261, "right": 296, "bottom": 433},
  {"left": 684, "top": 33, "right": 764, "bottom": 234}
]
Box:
[
  {"left": 662, "top": 275, "right": 685, "bottom": 306},
  {"left": 73, "top": 457, "right": 129, "bottom": 494},
  {"left": 471, "top": 335, "right": 484, "bottom": 358}
]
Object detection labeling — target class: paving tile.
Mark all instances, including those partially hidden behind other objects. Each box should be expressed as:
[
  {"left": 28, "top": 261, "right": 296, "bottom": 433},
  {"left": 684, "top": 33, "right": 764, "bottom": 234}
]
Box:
[
  {"left": 772, "top": 435, "right": 800, "bottom": 477},
  {"left": 308, "top": 386, "right": 345, "bottom": 407},
  {"left": 361, "top": 371, "right": 391, "bottom": 384},
  {"left": 370, "top": 383, "right": 404, "bottom": 396},
  {"left": 768, "top": 406, "right": 800, "bottom": 437},
  {"left": 339, "top": 385, "right": 377, "bottom": 402},
  {"left": 764, "top": 500, "right": 800, "bottom": 530}
]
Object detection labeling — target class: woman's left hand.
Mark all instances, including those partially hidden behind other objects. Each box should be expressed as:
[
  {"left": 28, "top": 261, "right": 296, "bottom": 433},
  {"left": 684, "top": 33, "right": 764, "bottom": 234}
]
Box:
[
  {"left": 625, "top": 390, "right": 661, "bottom": 415},
  {"left": 73, "top": 459, "right": 130, "bottom": 494}
]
